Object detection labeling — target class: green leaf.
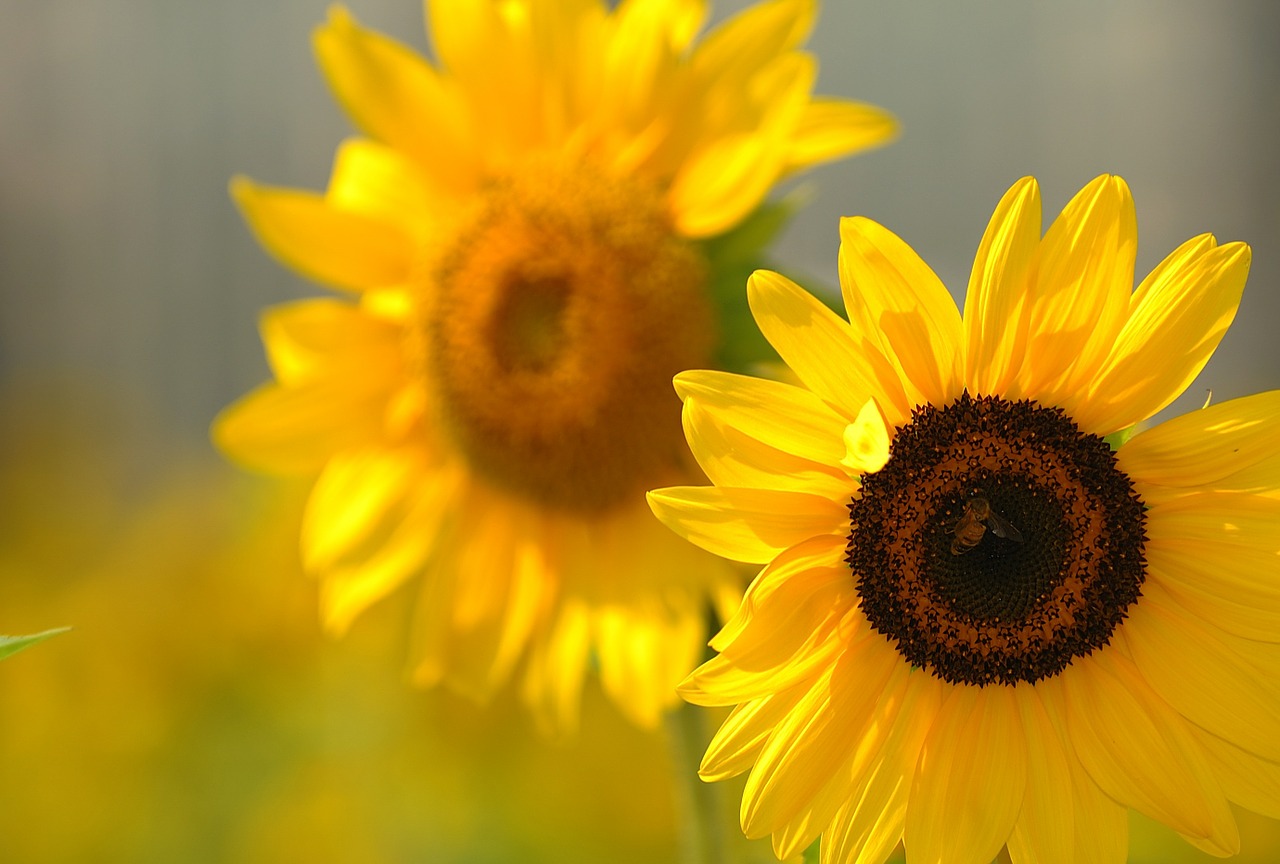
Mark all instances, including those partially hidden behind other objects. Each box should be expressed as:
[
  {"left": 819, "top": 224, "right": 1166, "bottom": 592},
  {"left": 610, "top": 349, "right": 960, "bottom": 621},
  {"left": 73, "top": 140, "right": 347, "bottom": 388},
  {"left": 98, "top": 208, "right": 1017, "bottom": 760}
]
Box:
[
  {"left": 0, "top": 627, "right": 71, "bottom": 661},
  {"left": 697, "top": 192, "right": 851, "bottom": 373},
  {"left": 701, "top": 188, "right": 809, "bottom": 266},
  {"left": 1103, "top": 425, "right": 1137, "bottom": 451},
  {"left": 706, "top": 260, "right": 777, "bottom": 371},
  {"left": 699, "top": 194, "right": 806, "bottom": 373}
]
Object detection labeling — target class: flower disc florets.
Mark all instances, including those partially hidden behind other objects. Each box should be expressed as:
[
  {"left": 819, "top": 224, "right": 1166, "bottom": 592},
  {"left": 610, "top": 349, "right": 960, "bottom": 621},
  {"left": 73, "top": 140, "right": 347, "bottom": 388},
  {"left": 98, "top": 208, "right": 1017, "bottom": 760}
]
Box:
[
  {"left": 423, "top": 164, "right": 716, "bottom": 512},
  {"left": 847, "top": 392, "right": 1148, "bottom": 686}
]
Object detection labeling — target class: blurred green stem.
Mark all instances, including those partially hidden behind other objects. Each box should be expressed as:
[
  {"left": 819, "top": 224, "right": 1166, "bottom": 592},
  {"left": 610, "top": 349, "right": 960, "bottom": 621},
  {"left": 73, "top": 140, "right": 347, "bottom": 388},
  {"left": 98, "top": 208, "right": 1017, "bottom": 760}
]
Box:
[{"left": 665, "top": 702, "right": 734, "bottom": 864}]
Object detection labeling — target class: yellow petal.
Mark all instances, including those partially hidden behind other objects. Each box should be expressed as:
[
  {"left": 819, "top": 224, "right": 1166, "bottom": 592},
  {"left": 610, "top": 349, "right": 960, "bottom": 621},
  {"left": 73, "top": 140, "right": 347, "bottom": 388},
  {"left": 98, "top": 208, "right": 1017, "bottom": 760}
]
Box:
[
  {"left": 614, "top": 0, "right": 706, "bottom": 54},
  {"left": 1146, "top": 535, "right": 1280, "bottom": 634},
  {"left": 1025, "top": 684, "right": 1132, "bottom": 864},
  {"left": 1125, "top": 581, "right": 1280, "bottom": 762},
  {"left": 784, "top": 98, "right": 899, "bottom": 172},
  {"left": 611, "top": 0, "right": 815, "bottom": 184},
  {"left": 646, "top": 485, "right": 847, "bottom": 564},
  {"left": 1148, "top": 541, "right": 1280, "bottom": 643},
  {"left": 1057, "top": 650, "right": 1226, "bottom": 839},
  {"left": 427, "top": 0, "right": 526, "bottom": 157},
  {"left": 673, "top": 370, "right": 848, "bottom": 468},
  {"left": 258, "top": 298, "right": 401, "bottom": 385},
  {"left": 301, "top": 447, "right": 422, "bottom": 573},
  {"left": 838, "top": 215, "right": 964, "bottom": 408},
  {"left": 682, "top": 398, "right": 851, "bottom": 500},
  {"left": 963, "top": 177, "right": 1041, "bottom": 397},
  {"left": 1072, "top": 240, "right": 1250, "bottom": 434},
  {"left": 527, "top": 1, "right": 612, "bottom": 145},
  {"left": 1066, "top": 745, "right": 1130, "bottom": 864},
  {"left": 770, "top": 780, "right": 842, "bottom": 861},
  {"left": 432, "top": 0, "right": 604, "bottom": 158},
  {"left": 670, "top": 53, "right": 813, "bottom": 237},
  {"left": 1178, "top": 811, "right": 1243, "bottom": 857},
  {"left": 425, "top": 0, "right": 499, "bottom": 76},
  {"left": 1189, "top": 451, "right": 1280, "bottom": 500},
  {"left": 1144, "top": 490, "right": 1280, "bottom": 555},
  {"left": 678, "top": 607, "right": 855, "bottom": 707},
  {"left": 318, "top": 465, "right": 458, "bottom": 634},
  {"left": 315, "top": 6, "right": 476, "bottom": 189},
  {"left": 769, "top": 656, "right": 911, "bottom": 860},
  {"left": 1118, "top": 390, "right": 1280, "bottom": 493},
  {"left": 700, "top": 684, "right": 808, "bottom": 782},
  {"left": 747, "top": 269, "right": 909, "bottom": 424},
  {"left": 491, "top": 527, "right": 553, "bottom": 689},
  {"left": 1017, "top": 175, "right": 1136, "bottom": 405},
  {"left": 715, "top": 560, "right": 852, "bottom": 674},
  {"left": 905, "top": 684, "right": 1026, "bottom": 864},
  {"left": 594, "top": 595, "right": 702, "bottom": 729},
  {"left": 319, "top": 530, "right": 431, "bottom": 635},
  {"left": 326, "top": 137, "right": 439, "bottom": 237},
  {"left": 409, "top": 489, "right": 550, "bottom": 705},
  {"left": 758, "top": 643, "right": 908, "bottom": 857},
  {"left": 1193, "top": 727, "right": 1280, "bottom": 819},
  {"left": 820, "top": 670, "right": 942, "bottom": 864},
  {"left": 600, "top": 0, "right": 702, "bottom": 133},
  {"left": 231, "top": 177, "right": 414, "bottom": 291},
  {"left": 521, "top": 596, "right": 592, "bottom": 737},
  {"left": 824, "top": 776, "right": 907, "bottom": 864},
  {"left": 1006, "top": 688, "right": 1074, "bottom": 864},
  {"left": 712, "top": 532, "right": 848, "bottom": 652},
  {"left": 691, "top": 0, "right": 814, "bottom": 88},
  {"left": 839, "top": 400, "right": 891, "bottom": 477},
  {"left": 444, "top": 503, "right": 545, "bottom": 698},
  {"left": 211, "top": 376, "right": 389, "bottom": 475},
  {"left": 740, "top": 663, "right": 841, "bottom": 838}
]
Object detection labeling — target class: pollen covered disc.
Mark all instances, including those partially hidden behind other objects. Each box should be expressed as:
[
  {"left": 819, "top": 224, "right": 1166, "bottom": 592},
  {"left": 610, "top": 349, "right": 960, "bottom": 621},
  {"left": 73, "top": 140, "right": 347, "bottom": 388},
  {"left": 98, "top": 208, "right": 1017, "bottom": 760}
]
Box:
[
  {"left": 420, "top": 163, "right": 716, "bottom": 512},
  {"left": 847, "top": 393, "right": 1148, "bottom": 686}
]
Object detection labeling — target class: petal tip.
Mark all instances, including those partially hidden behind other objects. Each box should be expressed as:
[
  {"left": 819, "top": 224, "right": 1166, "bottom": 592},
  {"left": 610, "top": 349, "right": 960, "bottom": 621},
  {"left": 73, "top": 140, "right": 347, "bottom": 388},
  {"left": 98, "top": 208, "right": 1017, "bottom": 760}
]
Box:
[
  {"left": 228, "top": 174, "right": 257, "bottom": 207},
  {"left": 645, "top": 488, "right": 675, "bottom": 521},
  {"left": 323, "top": 3, "right": 353, "bottom": 29}
]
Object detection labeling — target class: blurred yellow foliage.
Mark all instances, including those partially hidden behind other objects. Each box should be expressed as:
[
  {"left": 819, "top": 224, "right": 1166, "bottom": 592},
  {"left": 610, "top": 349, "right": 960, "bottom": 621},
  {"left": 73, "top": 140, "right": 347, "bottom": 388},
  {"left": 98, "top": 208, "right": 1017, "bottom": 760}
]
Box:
[{"left": 0, "top": 381, "right": 684, "bottom": 863}]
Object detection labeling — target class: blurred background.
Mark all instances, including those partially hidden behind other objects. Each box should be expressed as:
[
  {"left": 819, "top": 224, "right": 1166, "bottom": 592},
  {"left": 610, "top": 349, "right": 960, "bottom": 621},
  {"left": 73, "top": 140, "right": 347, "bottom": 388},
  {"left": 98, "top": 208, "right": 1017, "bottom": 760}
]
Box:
[{"left": 1, "top": 1, "right": 1278, "bottom": 861}]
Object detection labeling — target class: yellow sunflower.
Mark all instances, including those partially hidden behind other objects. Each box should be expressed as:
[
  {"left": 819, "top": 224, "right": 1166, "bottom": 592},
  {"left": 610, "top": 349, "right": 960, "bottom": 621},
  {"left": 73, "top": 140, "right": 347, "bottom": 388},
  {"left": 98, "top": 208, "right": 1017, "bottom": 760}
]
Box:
[
  {"left": 213, "top": 0, "right": 897, "bottom": 732},
  {"left": 649, "top": 175, "right": 1279, "bottom": 863}
]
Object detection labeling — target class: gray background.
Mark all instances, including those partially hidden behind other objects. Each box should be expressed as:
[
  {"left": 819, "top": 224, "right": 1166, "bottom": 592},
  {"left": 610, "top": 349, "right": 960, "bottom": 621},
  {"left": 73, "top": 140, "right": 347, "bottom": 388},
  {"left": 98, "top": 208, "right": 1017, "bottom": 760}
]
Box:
[{"left": 2, "top": 0, "right": 1277, "bottom": 454}]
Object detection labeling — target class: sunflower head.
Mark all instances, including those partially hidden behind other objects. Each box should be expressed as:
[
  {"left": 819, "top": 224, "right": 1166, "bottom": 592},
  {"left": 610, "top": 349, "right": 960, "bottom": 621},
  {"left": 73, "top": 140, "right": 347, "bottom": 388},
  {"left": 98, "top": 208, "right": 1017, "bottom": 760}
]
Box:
[
  {"left": 214, "top": 0, "right": 898, "bottom": 732},
  {"left": 650, "top": 176, "right": 1275, "bottom": 863},
  {"left": 846, "top": 391, "right": 1149, "bottom": 687},
  {"left": 419, "top": 160, "right": 717, "bottom": 511}
]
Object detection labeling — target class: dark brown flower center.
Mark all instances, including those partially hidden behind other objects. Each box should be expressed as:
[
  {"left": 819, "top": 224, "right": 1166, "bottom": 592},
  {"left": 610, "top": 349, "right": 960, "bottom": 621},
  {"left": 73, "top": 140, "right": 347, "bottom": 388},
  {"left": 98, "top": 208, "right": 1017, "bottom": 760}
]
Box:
[
  {"left": 419, "top": 163, "right": 716, "bottom": 512},
  {"left": 846, "top": 392, "right": 1147, "bottom": 686}
]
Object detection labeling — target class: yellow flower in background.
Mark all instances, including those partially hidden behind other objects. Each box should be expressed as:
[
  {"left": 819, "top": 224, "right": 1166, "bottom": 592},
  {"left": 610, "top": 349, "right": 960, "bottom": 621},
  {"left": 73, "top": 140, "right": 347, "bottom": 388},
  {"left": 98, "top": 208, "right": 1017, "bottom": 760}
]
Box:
[
  {"left": 214, "top": 0, "right": 897, "bottom": 732},
  {"left": 650, "top": 175, "right": 1280, "bottom": 863}
]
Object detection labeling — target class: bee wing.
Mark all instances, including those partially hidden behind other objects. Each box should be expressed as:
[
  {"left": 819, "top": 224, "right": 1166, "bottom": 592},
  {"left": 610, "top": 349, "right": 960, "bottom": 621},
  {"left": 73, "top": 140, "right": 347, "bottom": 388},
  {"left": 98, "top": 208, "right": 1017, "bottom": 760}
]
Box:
[{"left": 985, "top": 510, "right": 1024, "bottom": 542}]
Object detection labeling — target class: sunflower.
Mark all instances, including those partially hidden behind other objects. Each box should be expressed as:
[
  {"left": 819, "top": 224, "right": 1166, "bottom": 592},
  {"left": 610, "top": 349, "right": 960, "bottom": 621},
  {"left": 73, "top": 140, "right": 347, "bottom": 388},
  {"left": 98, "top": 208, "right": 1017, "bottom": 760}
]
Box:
[
  {"left": 649, "top": 175, "right": 1279, "bottom": 863},
  {"left": 213, "top": 0, "right": 897, "bottom": 732}
]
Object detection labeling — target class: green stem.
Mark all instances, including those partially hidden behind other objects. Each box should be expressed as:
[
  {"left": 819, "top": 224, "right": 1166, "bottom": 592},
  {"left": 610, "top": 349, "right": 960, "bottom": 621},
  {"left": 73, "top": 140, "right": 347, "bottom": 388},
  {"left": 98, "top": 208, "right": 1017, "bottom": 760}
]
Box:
[{"left": 665, "top": 702, "right": 734, "bottom": 864}]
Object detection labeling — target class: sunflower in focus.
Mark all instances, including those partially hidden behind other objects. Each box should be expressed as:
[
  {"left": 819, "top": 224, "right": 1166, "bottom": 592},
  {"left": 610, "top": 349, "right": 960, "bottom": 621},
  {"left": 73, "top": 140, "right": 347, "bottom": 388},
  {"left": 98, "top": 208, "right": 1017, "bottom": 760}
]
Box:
[
  {"left": 214, "top": 0, "right": 897, "bottom": 731},
  {"left": 649, "top": 175, "right": 1280, "bottom": 862}
]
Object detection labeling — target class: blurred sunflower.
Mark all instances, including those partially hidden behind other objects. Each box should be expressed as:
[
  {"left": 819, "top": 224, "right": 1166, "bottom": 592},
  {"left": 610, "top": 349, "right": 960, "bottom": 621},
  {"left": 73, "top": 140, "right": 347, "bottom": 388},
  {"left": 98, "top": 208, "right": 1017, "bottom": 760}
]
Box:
[
  {"left": 649, "top": 175, "right": 1280, "bottom": 863},
  {"left": 214, "top": 0, "right": 897, "bottom": 731}
]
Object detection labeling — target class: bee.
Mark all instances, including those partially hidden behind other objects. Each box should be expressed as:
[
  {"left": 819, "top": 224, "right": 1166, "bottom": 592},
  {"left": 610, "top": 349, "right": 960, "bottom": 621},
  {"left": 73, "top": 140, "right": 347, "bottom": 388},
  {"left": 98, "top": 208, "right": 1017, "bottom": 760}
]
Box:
[{"left": 949, "top": 497, "right": 1024, "bottom": 555}]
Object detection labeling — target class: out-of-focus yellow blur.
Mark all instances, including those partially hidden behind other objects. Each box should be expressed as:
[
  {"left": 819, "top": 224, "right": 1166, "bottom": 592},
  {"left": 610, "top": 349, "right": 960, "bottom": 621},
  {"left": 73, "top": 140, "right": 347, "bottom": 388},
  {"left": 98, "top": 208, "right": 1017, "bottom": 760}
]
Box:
[{"left": 0, "top": 381, "right": 689, "bottom": 863}]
